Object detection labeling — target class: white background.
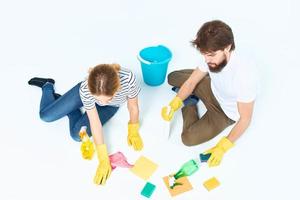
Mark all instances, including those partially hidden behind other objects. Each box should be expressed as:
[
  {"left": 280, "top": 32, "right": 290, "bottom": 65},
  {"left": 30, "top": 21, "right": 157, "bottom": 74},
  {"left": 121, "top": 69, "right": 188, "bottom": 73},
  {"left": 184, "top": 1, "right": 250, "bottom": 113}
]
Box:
[{"left": 0, "top": 0, "right": 300, "bottom": 199}]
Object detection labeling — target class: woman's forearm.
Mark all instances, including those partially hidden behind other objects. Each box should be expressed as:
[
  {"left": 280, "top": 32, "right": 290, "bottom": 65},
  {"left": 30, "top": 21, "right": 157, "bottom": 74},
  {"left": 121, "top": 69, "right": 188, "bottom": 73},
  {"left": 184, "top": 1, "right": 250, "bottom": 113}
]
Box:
[
  {"left": 127, "top": 97, "right": 139, "bottom": 124},
  {"left": 86, "top": 108, "right": 104, "bottom": 145},
  {"left": 90, "top": 120, "right": 104, "bottom": 145},
  {"left": 129, "top": 108, "right": 139, "bottom": 123}
]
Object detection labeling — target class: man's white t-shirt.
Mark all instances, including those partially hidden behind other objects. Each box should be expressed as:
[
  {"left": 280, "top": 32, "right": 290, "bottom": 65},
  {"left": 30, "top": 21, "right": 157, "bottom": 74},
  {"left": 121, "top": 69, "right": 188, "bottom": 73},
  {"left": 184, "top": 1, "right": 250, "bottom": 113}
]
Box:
[{"left": 198, "top": 52, "right": 258, "bottom": 121}]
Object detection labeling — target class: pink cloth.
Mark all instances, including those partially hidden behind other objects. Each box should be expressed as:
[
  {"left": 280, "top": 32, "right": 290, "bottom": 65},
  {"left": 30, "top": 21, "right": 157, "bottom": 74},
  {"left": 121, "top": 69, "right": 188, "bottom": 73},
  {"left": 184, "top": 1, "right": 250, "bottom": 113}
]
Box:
[{"left": 109, "top": 152, "right": 134, "bottom": 170}]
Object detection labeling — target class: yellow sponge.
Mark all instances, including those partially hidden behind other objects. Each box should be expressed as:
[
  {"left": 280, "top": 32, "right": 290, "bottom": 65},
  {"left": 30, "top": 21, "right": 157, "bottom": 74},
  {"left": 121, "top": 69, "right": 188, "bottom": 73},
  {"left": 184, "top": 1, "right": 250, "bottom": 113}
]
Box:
[{"left": 203, "top": 177, "right": 220, "bottom": 191}]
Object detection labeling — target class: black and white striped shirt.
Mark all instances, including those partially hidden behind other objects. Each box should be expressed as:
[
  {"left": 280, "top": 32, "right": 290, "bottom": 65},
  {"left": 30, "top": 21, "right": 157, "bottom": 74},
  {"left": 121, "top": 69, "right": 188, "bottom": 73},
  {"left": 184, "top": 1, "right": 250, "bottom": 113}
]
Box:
[{"left": 79, "top": 68, "right": 141, "bottom": 110}]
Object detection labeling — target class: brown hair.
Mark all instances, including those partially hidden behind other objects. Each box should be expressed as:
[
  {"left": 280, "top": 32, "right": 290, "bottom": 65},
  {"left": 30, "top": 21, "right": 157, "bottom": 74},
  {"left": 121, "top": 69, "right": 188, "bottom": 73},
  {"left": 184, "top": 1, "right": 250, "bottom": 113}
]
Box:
[
  {"left": 88, "top": 64, "right": 121, "bottom": 96},
  {"left": 191, "top": 20, "right": 235, "bottom": 53}
]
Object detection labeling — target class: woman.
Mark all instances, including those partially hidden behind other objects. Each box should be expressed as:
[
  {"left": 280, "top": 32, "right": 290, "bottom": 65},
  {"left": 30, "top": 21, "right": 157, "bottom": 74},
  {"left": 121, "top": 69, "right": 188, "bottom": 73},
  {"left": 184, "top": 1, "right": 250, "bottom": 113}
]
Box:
[{"left": 28, "top": 63, "right": 144, "bottom": 185}]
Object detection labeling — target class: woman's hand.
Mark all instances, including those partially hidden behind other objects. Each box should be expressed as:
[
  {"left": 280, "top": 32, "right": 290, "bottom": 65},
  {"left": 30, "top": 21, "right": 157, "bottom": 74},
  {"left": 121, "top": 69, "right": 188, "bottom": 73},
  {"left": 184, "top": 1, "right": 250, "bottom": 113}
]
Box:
[
  {"left": 94, "top": 144, "right": 112, "bottom": 185},
  {"left": 127, "top": 122, "right": 143, "bottom": 151}
]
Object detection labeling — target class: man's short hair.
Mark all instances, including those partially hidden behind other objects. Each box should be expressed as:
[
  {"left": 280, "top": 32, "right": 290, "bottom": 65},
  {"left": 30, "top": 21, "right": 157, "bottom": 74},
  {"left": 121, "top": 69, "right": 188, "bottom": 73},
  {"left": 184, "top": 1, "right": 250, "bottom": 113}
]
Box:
[{"left": 191, "top": 20, "right": 235, "bottom": 53}]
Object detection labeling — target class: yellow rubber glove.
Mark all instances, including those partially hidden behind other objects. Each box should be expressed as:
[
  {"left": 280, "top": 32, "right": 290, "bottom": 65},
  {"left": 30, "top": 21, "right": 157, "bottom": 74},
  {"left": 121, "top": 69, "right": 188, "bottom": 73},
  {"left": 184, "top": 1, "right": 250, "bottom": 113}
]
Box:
[
  {"left": 127, "top": 122, "right": 144, "bottom": 151},
  {"left": 94, "top": 144, "right": 112, "bottom": 185},
  {"left": 79, "top": 127, "right": 95, "bottom": 160},
  {"left": 204, "top": 137, "right": 234, "bottom": 167},
  {"left": 161, "top": 96, "right": 183, "bottom": 121}
]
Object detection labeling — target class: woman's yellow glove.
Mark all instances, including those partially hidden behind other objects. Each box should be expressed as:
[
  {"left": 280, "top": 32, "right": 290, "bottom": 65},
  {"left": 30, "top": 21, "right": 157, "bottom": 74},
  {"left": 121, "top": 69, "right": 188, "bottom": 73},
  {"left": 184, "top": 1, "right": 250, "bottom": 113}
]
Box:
[
  {"left": 161, "top": 96, "right": 183, "bottom": 121},
  {"left": 94, "top": 144, "right": 112, "bottom": 185},
  {"left": 127, "top": 122, "right": 144, "bottom": 151},
  {"left": 204, "top": 137, "right": 234, "bottom": 167}
]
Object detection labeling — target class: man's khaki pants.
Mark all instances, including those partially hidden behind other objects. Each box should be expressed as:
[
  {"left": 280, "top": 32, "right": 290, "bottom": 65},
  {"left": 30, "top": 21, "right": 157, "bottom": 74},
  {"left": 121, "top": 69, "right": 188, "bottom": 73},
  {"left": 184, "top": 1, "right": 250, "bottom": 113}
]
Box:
[{"left": 168, "top": 69, "right": 235, "bottom": 146}]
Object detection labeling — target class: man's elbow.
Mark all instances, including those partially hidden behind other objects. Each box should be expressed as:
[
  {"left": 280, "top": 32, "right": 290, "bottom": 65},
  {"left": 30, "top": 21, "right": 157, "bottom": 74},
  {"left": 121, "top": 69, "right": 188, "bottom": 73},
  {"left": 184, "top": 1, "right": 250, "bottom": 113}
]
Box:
[{"left": 239, "top": 116, "right": 252, "bottom": 127}]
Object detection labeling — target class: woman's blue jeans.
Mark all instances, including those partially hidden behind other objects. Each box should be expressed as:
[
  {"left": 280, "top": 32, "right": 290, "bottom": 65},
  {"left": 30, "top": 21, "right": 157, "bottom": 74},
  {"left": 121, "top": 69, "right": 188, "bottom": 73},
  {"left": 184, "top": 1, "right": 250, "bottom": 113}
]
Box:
[{"left": 39, "top": 82, "right": 119, "bottom": 142}]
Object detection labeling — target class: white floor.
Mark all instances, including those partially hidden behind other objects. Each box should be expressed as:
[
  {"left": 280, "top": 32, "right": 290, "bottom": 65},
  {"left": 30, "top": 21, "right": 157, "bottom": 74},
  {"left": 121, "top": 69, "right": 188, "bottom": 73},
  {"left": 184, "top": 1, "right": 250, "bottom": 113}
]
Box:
[{"left": 1, "top": 0, "right": 300, "bottom": 199}]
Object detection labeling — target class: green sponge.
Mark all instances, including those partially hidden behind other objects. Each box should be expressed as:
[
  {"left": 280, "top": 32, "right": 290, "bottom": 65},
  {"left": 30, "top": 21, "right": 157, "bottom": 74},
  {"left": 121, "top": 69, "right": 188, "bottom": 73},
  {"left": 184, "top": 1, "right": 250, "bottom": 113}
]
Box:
[{"left": 141, "top": 182, "right": 156, "bottom": 198}]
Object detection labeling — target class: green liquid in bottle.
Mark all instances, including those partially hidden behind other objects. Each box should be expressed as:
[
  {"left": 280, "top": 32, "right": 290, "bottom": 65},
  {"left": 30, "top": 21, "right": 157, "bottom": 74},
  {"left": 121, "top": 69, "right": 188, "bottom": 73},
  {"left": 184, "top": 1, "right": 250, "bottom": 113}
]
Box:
[{"left": 174, "top": 159, "right": 199, "bottom": 179}]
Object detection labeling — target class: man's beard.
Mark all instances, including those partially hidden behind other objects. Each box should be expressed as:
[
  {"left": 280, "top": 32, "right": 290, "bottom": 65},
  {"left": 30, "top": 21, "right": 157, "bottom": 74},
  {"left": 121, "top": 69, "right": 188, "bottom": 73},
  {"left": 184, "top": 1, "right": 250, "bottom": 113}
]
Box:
[{"left": 208, "top": 58, "right": 227, "bottom": 73}]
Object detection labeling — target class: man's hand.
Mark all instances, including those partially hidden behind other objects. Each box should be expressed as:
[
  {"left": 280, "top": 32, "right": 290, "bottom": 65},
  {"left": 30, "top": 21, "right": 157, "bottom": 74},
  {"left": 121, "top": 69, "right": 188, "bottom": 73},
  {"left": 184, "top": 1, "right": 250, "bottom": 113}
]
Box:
[{"left": 204, "top": 137, "right": 234, "bottom": 167}]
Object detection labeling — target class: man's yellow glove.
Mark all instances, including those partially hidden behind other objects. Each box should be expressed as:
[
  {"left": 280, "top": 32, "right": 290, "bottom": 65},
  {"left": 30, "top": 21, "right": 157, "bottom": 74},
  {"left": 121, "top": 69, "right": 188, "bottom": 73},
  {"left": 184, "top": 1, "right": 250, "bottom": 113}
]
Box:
[
  {"left": 94, "top": 144, "right": 112, "bottom": 185},
  {"left": 161, "top": 96, "right": 183, "bottom": 121},
  {"left": 127, "top": 122, "right": 143, "bottom": 151},
  {"left": 204, "top": 137, "right": 234, "bottom": 167}
]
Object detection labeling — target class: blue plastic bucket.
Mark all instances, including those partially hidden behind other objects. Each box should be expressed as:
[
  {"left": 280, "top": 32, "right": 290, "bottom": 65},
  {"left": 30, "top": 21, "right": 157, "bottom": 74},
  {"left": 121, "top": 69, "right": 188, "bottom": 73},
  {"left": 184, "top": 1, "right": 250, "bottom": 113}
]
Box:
[{"left": 138, "top": 45, "right": 172, "bottom": 86}]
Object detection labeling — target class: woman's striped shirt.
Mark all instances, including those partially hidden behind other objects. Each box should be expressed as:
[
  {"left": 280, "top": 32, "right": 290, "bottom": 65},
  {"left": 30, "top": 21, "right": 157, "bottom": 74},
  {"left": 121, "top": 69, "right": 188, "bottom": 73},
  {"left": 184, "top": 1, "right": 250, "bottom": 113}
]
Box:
[{"left": 79, "top": 68, "right": 140, "bottom": 110}]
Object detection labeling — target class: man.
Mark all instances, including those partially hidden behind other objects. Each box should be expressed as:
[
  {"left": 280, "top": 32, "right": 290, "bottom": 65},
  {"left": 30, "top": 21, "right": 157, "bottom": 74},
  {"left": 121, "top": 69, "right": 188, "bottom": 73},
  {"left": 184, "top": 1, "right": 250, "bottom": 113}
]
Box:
[{"left": 161, "top": 20, "right": 258, "bottom": 167}]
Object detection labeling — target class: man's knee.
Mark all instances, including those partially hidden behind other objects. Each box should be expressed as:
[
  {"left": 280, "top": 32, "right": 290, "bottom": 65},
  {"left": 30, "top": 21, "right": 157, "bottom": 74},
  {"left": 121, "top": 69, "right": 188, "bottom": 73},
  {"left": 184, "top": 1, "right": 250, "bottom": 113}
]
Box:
[
  {"left": 181, "top": 129, "right": 211, "bottom": 146},
  {"left": 167, "top": 69, "right": 193, "bottom": 87},
  {"left": 167, "top": 71, "right": 178, "bottom": 86},
  {"left": 181, "top": 132, "right": 194, "bottom": 146}
]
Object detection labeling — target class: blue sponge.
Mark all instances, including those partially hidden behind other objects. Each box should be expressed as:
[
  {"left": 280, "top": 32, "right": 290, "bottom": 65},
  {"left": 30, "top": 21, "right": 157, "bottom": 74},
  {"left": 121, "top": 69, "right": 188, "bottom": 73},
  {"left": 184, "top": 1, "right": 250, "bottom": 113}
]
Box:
[{"left": 200, "top": 153, "right": 211, "bottom": 162}]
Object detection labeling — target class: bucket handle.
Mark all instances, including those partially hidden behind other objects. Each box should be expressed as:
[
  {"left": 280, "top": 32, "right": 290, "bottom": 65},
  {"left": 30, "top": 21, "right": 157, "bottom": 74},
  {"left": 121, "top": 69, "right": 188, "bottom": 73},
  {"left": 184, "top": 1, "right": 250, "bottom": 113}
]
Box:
[{"left": 137, "top": 54, "right": 151, "bottom": 65}]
